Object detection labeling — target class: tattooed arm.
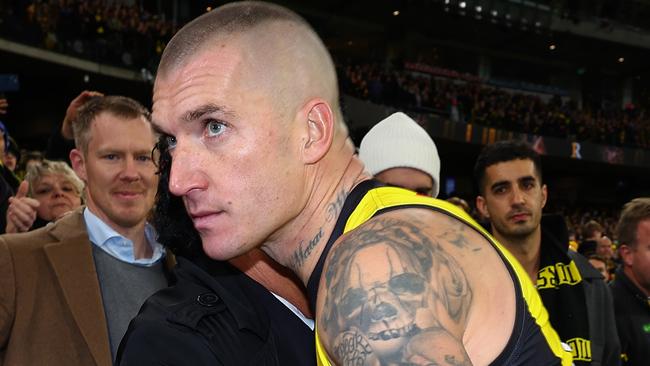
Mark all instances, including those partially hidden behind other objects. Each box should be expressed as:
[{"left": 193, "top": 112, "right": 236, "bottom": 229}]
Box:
[{"left": 318, "top": 213, "right": 474, "bottom": 366}]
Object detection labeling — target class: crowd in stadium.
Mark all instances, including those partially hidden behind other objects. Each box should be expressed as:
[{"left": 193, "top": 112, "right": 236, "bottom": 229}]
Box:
[
  {"left": 0, "top": 1, "right": 649, "bottom": 366},
  {"left": 341, "top": 62, "right": 650, "bottom": 149},
  {"left": 1, "top": 0, "right": 175, "bottom": 69},
  {"left": 2, "top": 1, "right": 650, "bottom": 150}
]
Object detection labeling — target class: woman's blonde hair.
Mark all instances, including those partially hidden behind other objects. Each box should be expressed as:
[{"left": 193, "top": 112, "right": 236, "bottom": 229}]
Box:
[{"left": 24, "top": 160, "right": 85, "bottom": 199}]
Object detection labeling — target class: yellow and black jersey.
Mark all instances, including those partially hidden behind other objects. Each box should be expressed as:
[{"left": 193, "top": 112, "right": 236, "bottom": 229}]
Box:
[{"left": 306, "top": 180, "right": 573, "bottom": 366}]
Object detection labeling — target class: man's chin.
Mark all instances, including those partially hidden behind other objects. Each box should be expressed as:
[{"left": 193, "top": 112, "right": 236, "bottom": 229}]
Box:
[{"left": 507, "top": 226, "right": 537, "bottom": 238}]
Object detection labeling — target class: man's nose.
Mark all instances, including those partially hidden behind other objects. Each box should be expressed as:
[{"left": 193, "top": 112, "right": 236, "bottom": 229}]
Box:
[
  {"left": 169, "top": 143, "right": 207, "bottom": 196},
  {"left": 119, "top": 158, "right": 140, "bottom": 181},
  {"left": 511, "top": 187, "right": 526, "bottom": 205}
]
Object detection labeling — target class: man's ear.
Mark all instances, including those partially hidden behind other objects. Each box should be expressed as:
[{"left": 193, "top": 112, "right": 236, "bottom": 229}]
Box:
[
  {"left": 301, "top": 100, "right": 334, "bottom": 164},
  {"left": 619, "top": 245, "right": 634, "bottom": 267},
  {"left": 69, "top": 148, "right": 88, "bottom": 182},
  {"left": 541, "top": 184, "right": 548, "bottom": 209},
  {"left": 476, "top": 195, "right": 490, "bottom": 219}
]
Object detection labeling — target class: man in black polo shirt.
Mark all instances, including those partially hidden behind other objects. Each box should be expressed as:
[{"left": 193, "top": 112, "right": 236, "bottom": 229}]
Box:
[{"left": 611, "top": 198, "right": 650, "bottom": 366}]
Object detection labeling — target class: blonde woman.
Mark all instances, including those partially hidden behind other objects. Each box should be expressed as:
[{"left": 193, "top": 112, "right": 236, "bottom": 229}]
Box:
[{"left": 6, "top": 160, "right": 83, "bottom": 233}]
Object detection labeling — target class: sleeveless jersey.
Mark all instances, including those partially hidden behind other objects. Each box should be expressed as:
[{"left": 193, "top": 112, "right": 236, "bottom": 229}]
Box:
[{"left": 307, "top": 181, "right": 573, "bottom": 366}]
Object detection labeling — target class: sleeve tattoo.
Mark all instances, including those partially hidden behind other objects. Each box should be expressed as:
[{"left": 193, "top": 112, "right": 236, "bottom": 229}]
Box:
[{"left": 322, "top": 217, "right": 473, "bottom": 366}]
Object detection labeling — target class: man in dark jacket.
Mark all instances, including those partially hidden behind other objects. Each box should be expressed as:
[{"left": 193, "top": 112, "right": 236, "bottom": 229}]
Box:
[
  {"left": 610, "top": 198, "right": 650, "bottom": 366},
  {"left": 475, "top": 140, "right": 620, "bottom": 366}
]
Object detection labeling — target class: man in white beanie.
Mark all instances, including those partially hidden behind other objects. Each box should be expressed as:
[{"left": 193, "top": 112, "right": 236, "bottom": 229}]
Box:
[{"left": 359, "top": 112, "right": 441, "bottom": 197}]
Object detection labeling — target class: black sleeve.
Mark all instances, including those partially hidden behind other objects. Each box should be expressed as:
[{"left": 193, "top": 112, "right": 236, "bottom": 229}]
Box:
[
  {"left": 600, "top": 283, "right": 622, "bottom": 366},
  {"left": 117, "top": 321, "right": 221, "bottom": 366}
]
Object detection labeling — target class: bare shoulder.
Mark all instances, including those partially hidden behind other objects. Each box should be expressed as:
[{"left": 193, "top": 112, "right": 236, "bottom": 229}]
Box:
[{"left": 316, "top": 208, "right": 484, "bottom": 366}]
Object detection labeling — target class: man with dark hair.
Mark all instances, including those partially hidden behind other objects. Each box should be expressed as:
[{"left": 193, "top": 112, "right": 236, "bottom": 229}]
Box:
[
  {"left": 582, "top": 220, "right": 605, "bottom": 243},
  {"left": 610, "top": 198, "right": 650, "bottom": 366},
  {"left": 0, "top": 95, "right": 171, "bottom": 366},
  {"left": 123, "top": 2, "right": 573, "bottom": 365},
  {"left": 475, "top": 139, "right": 620, "bottom": 366}
]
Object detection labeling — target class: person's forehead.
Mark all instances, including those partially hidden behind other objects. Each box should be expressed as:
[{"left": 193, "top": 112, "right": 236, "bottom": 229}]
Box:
[
  {"left": 378, "top": 167, "right": 432, "bottom": 185},
  {"left": 89, "top": 113, "right": 154, "bottom": 146},
  {"left": 485, "top": 159, "right": 537, "bottom": 182},
  {"left": 152, "top": 46, "right": 250, "bottom": 129},
  {"left": 36, "top": 173, "right": 67, "bottom": 183}
]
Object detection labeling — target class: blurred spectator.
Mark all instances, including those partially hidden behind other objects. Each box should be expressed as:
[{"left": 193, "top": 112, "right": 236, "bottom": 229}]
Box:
[
  {"left": 5, "top": 159, "right": 83, "bottom": 233},
  {"left": 610, "top": 197, "right": 650, "bottom": 366},
  {"left": 4, "top": 136, "right": 20, "bottom": 172},
  {"left": 0, "top": 98, "right": 7, "bottom": 114},
  {"left": 16, "top": 150, "right": 44, "bottom": 179},
  {"left": 579, "top": 220, "right": 605, "bottom": 256},
  {"left": 447, "top": 196, "right": 470, "bottom": 213},
  {"left": 0, "top": 121, "right": 20, "bottom": 192},
  {"left": 588, "top": 254, "right": 611, "bottom": 282},
  {"left": 568, "top": 229, "right": 579, "bottom": 252},
  {"left": 582, "top": 219, "right": 605, "bottom": 241},
  {"left": 359, "top": 111, "right": 441, "bottom": 197}
]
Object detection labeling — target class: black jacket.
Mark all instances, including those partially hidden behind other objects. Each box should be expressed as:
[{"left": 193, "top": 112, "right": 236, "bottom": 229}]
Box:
[
  {"left": 610, "top": 267, "right": 650, "bottom": 366},
  {"left": 540, "top": 214, "right": 621, "bottom": 366},
  {"left": 116, "top": 256, "right": 315, "bottom": 366}
]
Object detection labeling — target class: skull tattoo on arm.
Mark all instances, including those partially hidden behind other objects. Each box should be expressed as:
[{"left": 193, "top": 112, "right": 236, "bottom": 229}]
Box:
[{"left": 321, "top": 217, "right": 473, "bottom": 366}]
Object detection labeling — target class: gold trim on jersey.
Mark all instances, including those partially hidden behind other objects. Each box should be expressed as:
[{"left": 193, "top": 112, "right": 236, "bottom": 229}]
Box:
[{"left": 315, "top": 186, "right": 573, "bottom": 366}]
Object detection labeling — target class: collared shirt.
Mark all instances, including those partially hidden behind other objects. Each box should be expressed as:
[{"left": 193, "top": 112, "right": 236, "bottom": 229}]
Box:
[
  {"left": 271, "top": 292, "right": 315, "bottom": 330},
  {"left": 84, "top": 207, "right": 164, "bottom": 266}
]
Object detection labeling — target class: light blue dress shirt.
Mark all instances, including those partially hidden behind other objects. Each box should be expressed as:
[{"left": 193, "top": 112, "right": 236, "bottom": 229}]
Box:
[{"left": 83, "top": 207, "right": 165, "bottom": 266}]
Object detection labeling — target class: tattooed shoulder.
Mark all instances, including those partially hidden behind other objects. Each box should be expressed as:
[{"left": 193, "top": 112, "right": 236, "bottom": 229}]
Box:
[{"left": 320, "top": 216, "right": 474, "bottom": 365}]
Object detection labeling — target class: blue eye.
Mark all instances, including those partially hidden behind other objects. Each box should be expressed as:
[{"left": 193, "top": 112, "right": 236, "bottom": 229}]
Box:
[
  {"left": 206, "top": 120, "right": 225, "bottom": 137},
  {"left": 165, "top": 135, "right": 177, "bottom": 149}
]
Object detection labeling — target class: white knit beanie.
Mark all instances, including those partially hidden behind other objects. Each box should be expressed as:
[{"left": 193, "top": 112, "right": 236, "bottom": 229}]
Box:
[{"left": 359, "top": 112, "right": 441, "bottom": 197}]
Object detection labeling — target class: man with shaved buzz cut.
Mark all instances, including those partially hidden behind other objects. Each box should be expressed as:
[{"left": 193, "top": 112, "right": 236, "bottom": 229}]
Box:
[{"left": 122, "top": 2, "right": 573, "bottom": 365}]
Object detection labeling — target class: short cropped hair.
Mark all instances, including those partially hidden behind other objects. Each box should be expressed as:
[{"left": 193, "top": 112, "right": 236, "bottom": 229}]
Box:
[
  {"left": 581, "top": 220, "right": 604, "bottom": 240},
  {"left": 73, "top": 96, "right": 150, "bottom": 153},
  {"left": 473, "top": 140, "right": 542, "bottom": 195},
  {"left": 159, "top": 1, "right": 313, "bottom": 76},
  {"left": 24, "top": 159, "right": 84, "bottom": 198},
  {"left": 616, "top": 198, "right": 650, "bottom": 248}
]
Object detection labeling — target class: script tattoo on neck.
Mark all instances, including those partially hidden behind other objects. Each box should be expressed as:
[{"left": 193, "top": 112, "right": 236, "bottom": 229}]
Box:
[
  {"left": 287, "top": 188, "right": 349, "bottom": 270},
  {"left": 321, "top": 217, "right": 473, "bottom": 365},
  {"left": 289, "top": 227, "right": 323, "bottom": 270},
  {"left": 326, "top": 188, "right": 348, "bottom": 223}
]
